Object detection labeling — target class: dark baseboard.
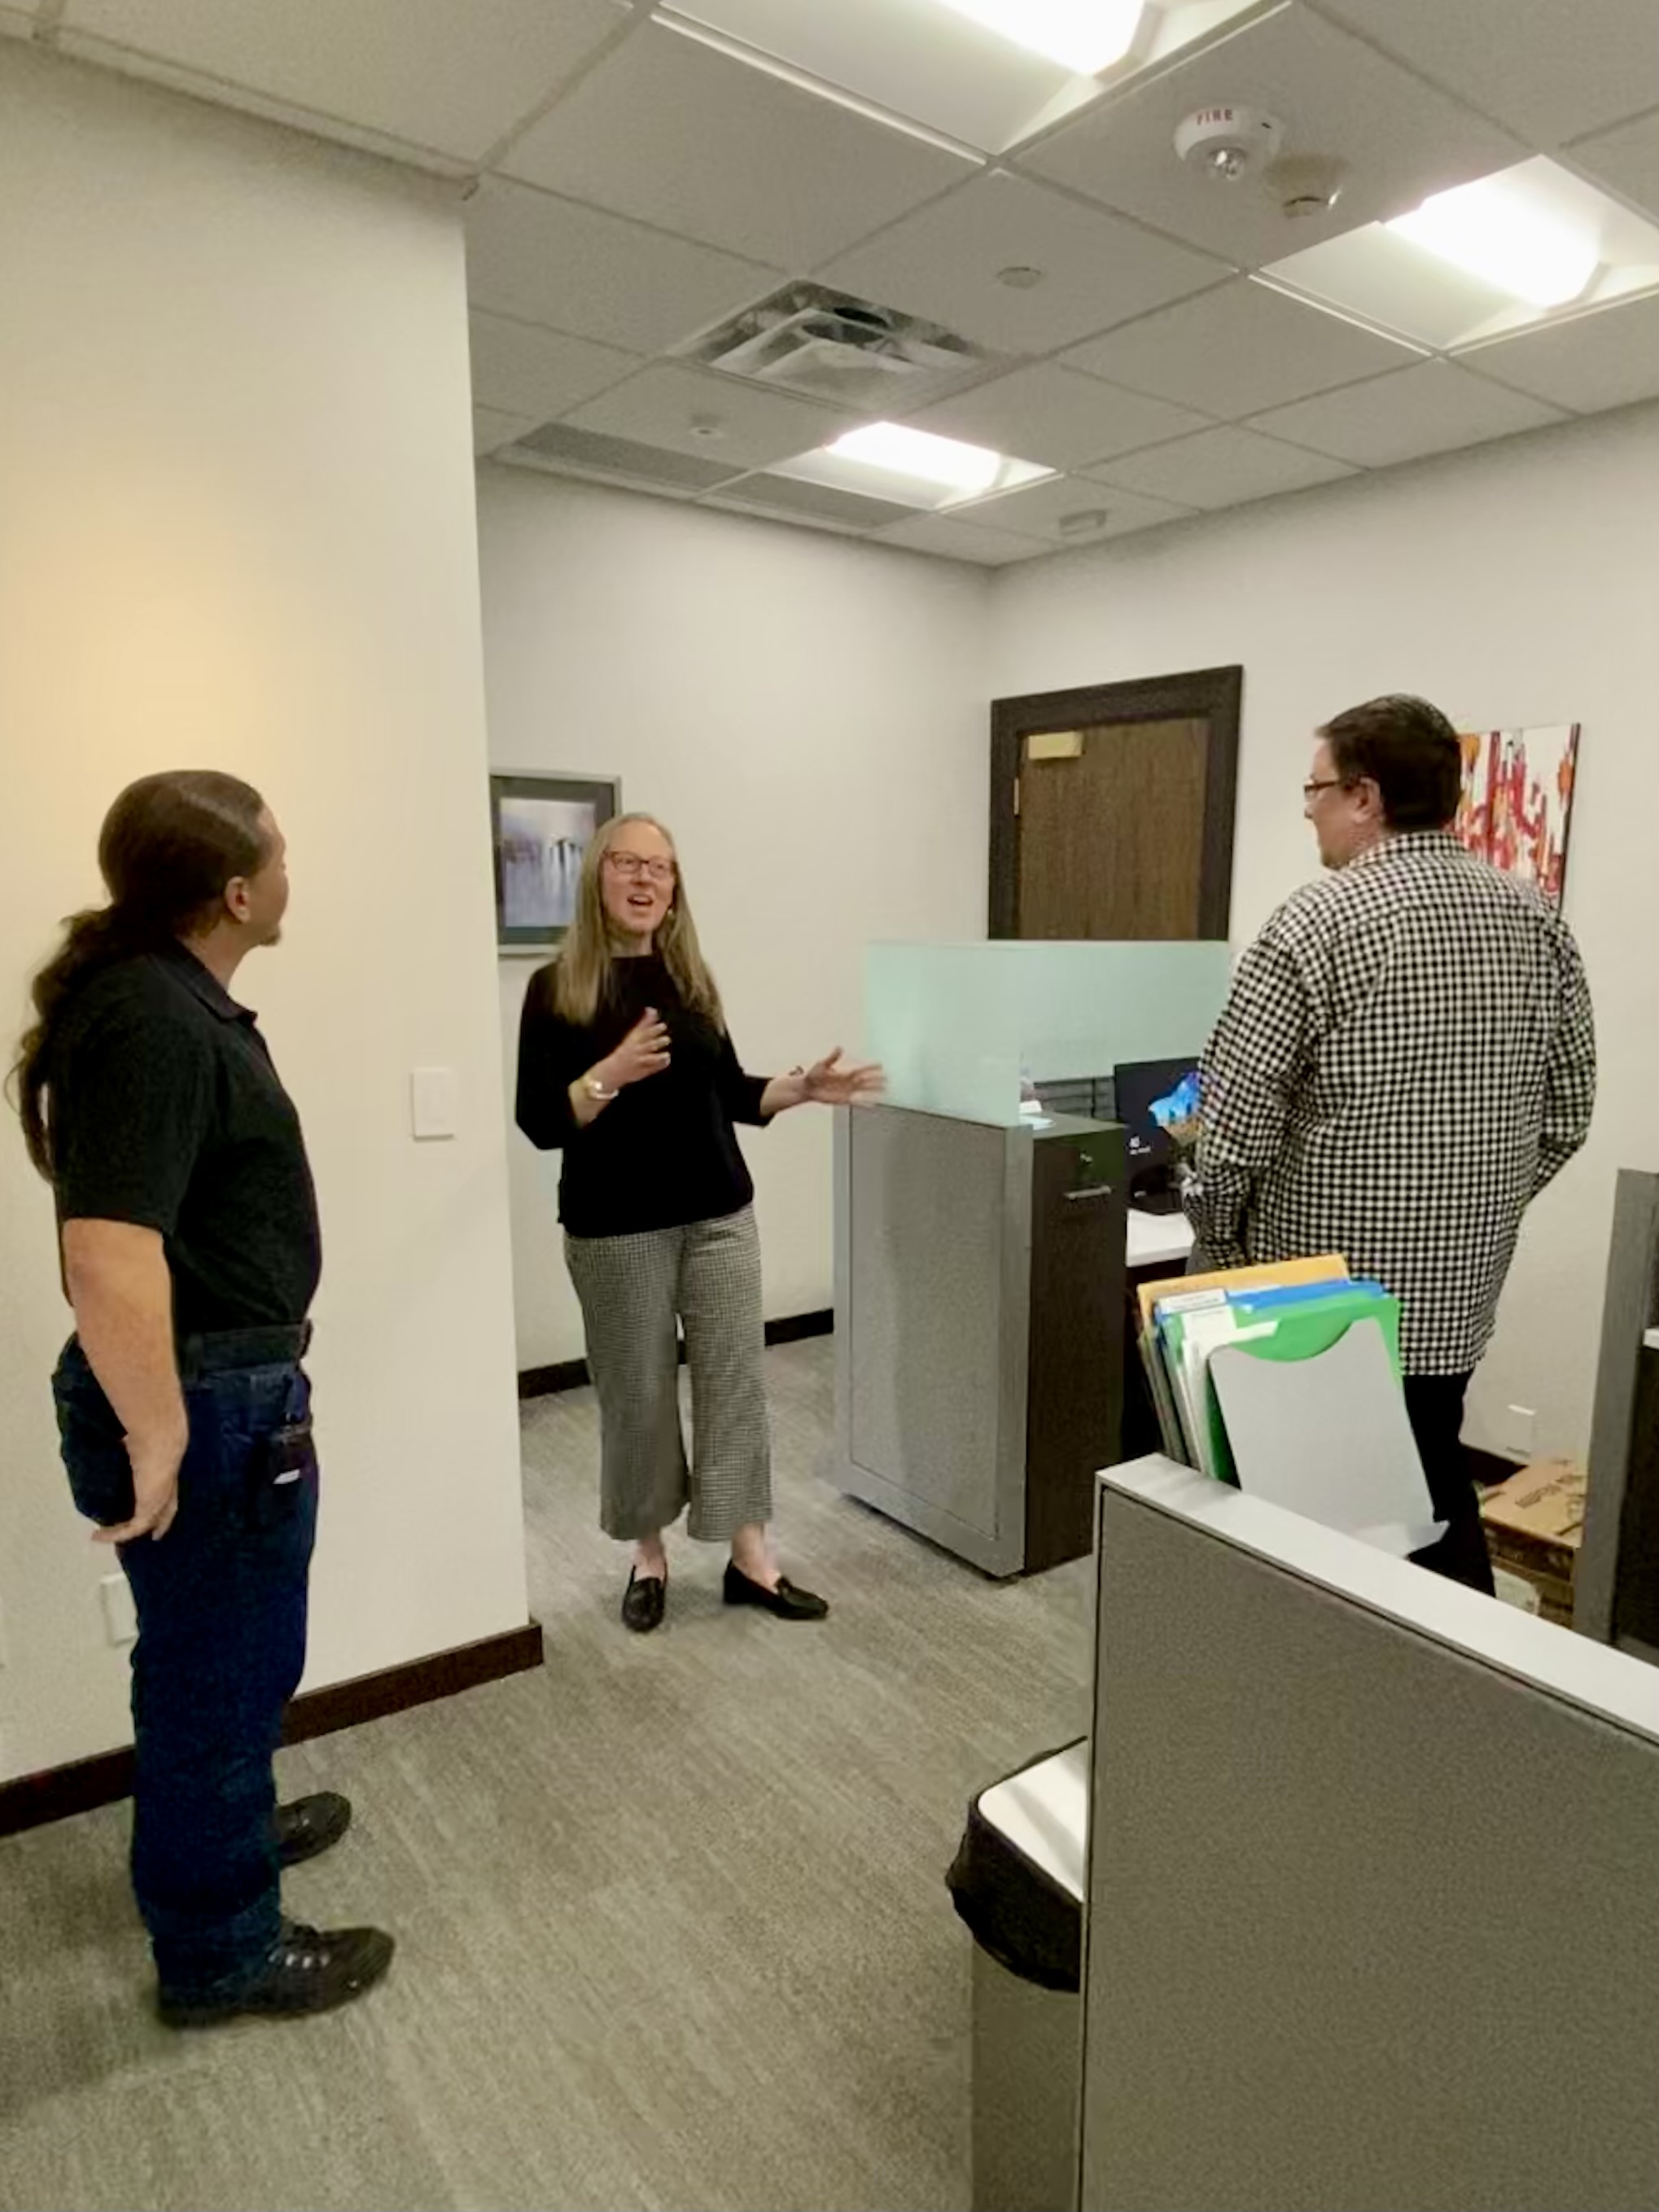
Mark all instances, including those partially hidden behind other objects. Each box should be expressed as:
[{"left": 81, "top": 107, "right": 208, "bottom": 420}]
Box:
[
  {"left": 0, "top": 1619, "right": 544, "bottom": 1840},
  {"left": 518, "top": 1307, "right": 833, "bottom": 1399}
]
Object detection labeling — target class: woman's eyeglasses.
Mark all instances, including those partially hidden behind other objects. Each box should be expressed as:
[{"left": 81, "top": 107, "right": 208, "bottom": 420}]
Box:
[{"left": 605, "top": 852, "right": 676, "bottom": 883}]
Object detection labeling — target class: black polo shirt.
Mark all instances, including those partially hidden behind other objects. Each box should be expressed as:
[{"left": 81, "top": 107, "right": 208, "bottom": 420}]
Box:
[{"left": 50, "top": 944, "right": 321, "bottom": 1334}]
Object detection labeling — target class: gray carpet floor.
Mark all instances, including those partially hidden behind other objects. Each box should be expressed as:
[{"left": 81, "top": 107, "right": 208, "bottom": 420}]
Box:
[{"left": 0, "top": 1340, "right": 1093, "bottom": 2212}]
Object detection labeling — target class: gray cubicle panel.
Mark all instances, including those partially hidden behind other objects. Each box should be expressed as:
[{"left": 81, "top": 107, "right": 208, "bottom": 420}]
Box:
[
  {"left": 832, "top": 1102, "right": 1124, "bottom": 1577},
  {"left": 1577, "top": 1167, "right": 1659, "bottom": 1662},
  {"left": 1082, "top": 1459, "right": 1659, "bottom": 2212}
]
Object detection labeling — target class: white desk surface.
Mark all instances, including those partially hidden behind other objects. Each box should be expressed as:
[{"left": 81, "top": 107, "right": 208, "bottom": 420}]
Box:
[{"left": 1126, "top": 1209, "right": 1194, "bottom": 1272}]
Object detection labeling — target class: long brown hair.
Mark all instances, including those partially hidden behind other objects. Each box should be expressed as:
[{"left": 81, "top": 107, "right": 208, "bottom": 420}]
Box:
[
  {"left": 552, "top": 813, "right": 724, "bottom": 1030},
  {"left": 11, "top": 770, "right": 270, "bottom": 1178}
]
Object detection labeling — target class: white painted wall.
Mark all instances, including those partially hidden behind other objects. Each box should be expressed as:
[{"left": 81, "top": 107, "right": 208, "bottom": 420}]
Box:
[
  {"left": 0, "top": 47, "right": 528, "bottom": 1779},
  {"left": 991, "top": 401, "right": 1659, "bottom": 1460},
  {"left": 476, "top": 468, "right": 990, "bottom": 1369}
]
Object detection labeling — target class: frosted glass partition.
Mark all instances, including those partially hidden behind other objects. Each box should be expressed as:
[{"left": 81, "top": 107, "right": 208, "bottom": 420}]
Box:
[{"left": 865, "top": 941, "right": 1232, "bottom": 1124}]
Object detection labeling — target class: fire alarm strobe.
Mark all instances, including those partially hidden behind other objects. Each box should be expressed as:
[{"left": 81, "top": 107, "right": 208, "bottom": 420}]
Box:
[{"left": 1174, "top": 105, "right": 1284, "bottom": 182}]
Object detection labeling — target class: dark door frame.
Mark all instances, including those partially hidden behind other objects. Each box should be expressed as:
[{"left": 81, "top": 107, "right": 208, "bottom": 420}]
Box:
[{"left": 989, "top": 664, "right": 1244, "bottom": 940}]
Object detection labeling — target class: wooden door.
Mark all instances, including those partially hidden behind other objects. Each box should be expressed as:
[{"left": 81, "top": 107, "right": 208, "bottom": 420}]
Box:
[
  {"left": 1018, "top": 718, "right": 1209, "bottom": 940},
  {"left": 989, "top": 668, "right": 1241, "bottom": 941}
]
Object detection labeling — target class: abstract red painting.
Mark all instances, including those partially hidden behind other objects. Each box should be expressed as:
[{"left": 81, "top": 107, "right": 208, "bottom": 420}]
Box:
[{"left": 1453, "top": 723, "right": 1579, "bottom": 904}]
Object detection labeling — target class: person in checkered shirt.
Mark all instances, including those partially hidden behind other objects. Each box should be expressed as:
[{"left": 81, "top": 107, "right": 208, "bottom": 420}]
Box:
[{"left": 1185, "top": 694, "right": 1596, "bottom": 1593}]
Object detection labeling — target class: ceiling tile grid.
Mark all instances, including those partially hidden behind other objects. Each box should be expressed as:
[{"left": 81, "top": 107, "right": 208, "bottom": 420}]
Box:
[
  {"left": 1246, "top": 359, "right": 1568, "bottom": 467},
  {"left": 60, "top": 0, "right": 634, "bottom": 164},
  {"left": 816, "top": 171, "right": 1232, "bottom": 356},
  {"left": 1021, "top": 2, "right": 1525, "bottom": 270},
  {"left": 904, "top": 361, "right": 1212, "bottom": 469},
  {"left": 15, "top": 0, "right": 1659, "bottom": 569},
  {"left": 1316, "top": 0, "right": 1659, "bottom": 150},
  {"left": 1566, "top": 106, "right": 1659, "bottom": 221},
  {"left": 562, "top": 361, "right": 857, "bottom": 468},
  {"left": 463, "top": 177, "right": 781, "bottom": 354},
  {"left": 468, "top": 312, "right": 641, "bottom": 420},
  {"left": 1062, "top": 277, "right": 1425, "bottom": 418},
  {"left": 500, "top": 20, "right": 978, "bottom": 271},
  {"left": 1457, "top": 291, "right": 1659, "bottom": 414},
  {"left": 1093, "top": 423, "right": 1357, "bottom": 509}
]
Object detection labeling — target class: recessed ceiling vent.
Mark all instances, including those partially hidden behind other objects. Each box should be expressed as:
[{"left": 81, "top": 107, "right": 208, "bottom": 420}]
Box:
[{"left": 686, "top": 281, "right": 993, "bottom": 406}]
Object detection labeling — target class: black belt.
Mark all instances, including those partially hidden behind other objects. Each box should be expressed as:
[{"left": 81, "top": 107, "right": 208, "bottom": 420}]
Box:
[{"left": 178, "top": 1321, "right": 312, "bottom": 1382}]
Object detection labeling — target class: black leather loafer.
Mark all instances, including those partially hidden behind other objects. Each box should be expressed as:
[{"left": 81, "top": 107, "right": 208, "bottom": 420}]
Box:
[
  {"left": 275, "top": 1792, "right": 352, "bottom": 1869},
  {"left": 722, "top": 1562, "right": 829, "bottom": 1621},
  {"left": 621, "top": 1569, "right": 667, "bottom": 1632}
]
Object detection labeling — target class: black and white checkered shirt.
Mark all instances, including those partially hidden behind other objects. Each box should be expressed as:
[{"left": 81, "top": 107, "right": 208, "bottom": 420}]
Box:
[{"left": 1186, "top": 831, "right": 1596, "bottom": 1375}]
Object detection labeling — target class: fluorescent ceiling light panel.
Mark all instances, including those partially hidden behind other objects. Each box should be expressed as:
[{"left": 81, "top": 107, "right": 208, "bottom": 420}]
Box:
[
  {"left": 1388, "top": 175, "right": 1597, "bottom": 309},
  {"left": 1262, "top": 158, "right": 1659, "bottom": 351},
  {"left": 771, "top": 420, "right": 1053, "bottom": 508},
  {"left": 933, "top": 0, "right": 1144, "bottom": 77}
]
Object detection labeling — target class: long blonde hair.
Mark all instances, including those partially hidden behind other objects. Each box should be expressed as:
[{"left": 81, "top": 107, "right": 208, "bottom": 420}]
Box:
[{"left": 553, "top": 813, "right": 724, "bottom": 1029}]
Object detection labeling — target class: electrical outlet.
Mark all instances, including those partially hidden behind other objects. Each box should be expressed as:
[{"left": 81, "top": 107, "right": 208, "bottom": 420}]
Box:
[
  {"left": 99, "top": 1575, "right": 138, "bottom": 1648},
  {"left": 1503, "top": 1404, "right": 1538, "bottom": 1456}
]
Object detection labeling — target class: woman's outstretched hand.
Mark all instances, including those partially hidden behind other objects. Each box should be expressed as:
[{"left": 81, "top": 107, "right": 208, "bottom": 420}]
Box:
[{"left": 800, "top": 1048, "right": 883, "bottom": 1107}]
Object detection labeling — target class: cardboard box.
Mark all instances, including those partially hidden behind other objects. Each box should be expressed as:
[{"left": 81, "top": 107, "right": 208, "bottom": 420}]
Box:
[{"left": 1481, "top": 1458, "right": 1584, "bottom": 1626}]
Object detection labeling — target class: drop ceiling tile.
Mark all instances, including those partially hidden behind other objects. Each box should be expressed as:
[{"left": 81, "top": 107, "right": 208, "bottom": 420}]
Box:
[
  {"left": 1321, "top": 0, "right": 1659, "bottom": 148},
  {"left": 1022, "top": 2, "right": 1523, "bottom": 271},
  {"left": 474, "top": 405, "right": 540, "bottom": 457},
  {"left": 818, "top": 172, "right": 1228, "bottom": 356},
  {"left": 905, "top": 362, "right": 1210, "bottom": 469},
  {"left": 1569, "top": 107, "right": 1659, "bottom": 222},
  {"left": 469, "top": 313, "right": 638, "bottom": 420},
  {"left": 911, "top": 362, "right": 1212, "bottom": 471},
  {"left": 59, "top": 0, "right": 630, "bottom": 161},
  {"left": 0, "top": 10, "right": 37, "bottom": 37},
  {"left": 501, "top": 22, "right": 975, "bottom": 270},
  {"left": 1460, "top": 292, "right": 1659, "bottom": 414},
  {"left": 465, "top": 179, "right": 780, "bottom": 353},
  {"left": 950, "top": 474, "right": 1194, "bottom": 544},
  {"left": 565, "top": 362, "right": 851, "bottom": 468},
  {"left": 1248, "top": 360, "right": 1565, "bottom": 466},
  {"left": 509, "top": 422, "right": 733, "bottom": 494},
  {"left": 1094, "top": 424, "right": 1355, "bottom": 508},
  {"left": 1064, "top": 276, "right": 1422, "bottom": 418},
  {"left": 873, "top": 512, "right": 1053, "bottom": 565}
]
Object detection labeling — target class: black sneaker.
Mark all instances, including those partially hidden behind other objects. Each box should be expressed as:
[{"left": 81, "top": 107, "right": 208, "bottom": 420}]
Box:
[
  {"left": 275, "top": 1791, "right": 352, "bottom": 1868},
  {"left": 158, "top": 1919, "right": 395, "bottom": 2028}
]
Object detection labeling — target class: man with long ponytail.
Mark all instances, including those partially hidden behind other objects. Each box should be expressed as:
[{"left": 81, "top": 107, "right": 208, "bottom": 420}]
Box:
[{"left": 11, "top": 772, "right": 394, "bottom": 2026}]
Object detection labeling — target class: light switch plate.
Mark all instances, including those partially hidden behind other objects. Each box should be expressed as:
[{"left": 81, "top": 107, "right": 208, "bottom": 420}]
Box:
[{"left": 410, "top": 1067, "right": 457, "bottom": 1141}]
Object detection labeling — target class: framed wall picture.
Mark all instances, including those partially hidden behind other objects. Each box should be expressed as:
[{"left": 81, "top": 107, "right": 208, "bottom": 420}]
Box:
[
  {"left": 1453, "top": 723, "right": 1580, "bottom": 904},
  {"left": 489, "top": 771, "right": 621, "bottom": 953}
]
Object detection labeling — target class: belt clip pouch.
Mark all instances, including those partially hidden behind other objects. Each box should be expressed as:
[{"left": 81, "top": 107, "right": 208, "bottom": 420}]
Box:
[{"left": 252, "top": 1419, "right": 316, "bottom": 1526}]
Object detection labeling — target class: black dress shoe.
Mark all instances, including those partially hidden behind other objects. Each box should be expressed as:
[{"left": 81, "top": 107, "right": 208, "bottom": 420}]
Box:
[
  {"left": 158, "top": 1919, "right": 395, "bottom": 2028},
  {"left": 275, "top": 1791, "right": 352, "bottom": 1869},
  {"left": 621, "top": 1568, "right": 667, "bottom": 1632},
  {"left": 723, "top": 1562, "right": 829, "bottom": 1620}
]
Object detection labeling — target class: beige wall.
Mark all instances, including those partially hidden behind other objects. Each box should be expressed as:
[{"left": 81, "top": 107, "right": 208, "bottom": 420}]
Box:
[
  {"left": 991, "top": 401, "right": 1659, "bottom": 1461},
  {"left": 476, "top": 466, "right": 991, "bottom": 1370},
  {"left": 0, "top": 46, "right": 528, "bottom": 1779}
]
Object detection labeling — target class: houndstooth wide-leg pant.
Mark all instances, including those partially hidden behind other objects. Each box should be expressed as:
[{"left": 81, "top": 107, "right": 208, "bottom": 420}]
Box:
[{"left": 563, "top": 1206, "right": 773, "bottom": 1543}]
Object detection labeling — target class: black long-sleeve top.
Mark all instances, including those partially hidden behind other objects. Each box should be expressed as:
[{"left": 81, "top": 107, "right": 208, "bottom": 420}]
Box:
[{"left": 514, "top": 953, "right": 772, "bottom": 1237}]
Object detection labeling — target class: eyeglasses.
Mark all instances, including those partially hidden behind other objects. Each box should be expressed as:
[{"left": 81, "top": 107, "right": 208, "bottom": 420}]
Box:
[
  {"left": 605, "top": 852, "right": 676, "bottom": 883},
  {"left": 1302, "top": 777, "right": 1348, "bottom": 802}
]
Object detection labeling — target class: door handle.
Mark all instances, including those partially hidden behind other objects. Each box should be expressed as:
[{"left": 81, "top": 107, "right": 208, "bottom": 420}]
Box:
[{"left": 1064, "top": 1185, "right": 1115, "bottom": 1202}]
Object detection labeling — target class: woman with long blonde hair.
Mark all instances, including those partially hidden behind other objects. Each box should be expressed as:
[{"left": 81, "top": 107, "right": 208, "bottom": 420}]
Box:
[{"left": 515, "top": 813, "right": 879, "bottom": 1632}]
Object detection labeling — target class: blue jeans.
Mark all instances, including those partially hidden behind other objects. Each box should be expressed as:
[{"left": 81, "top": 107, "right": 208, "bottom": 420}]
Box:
[{"left": 52, "top": 1337, "right": 318, "bottom": 2000}]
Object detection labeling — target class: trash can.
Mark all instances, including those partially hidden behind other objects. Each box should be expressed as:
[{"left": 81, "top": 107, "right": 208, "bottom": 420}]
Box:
[{"left": 947, "top": 1739, "right": 1087, "bottom": 2212}]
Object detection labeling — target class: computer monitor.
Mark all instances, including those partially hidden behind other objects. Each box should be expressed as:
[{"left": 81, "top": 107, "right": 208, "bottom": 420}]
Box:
[{"left": 1113, "top": 1057, "right": 1200, "bottom": 1211}]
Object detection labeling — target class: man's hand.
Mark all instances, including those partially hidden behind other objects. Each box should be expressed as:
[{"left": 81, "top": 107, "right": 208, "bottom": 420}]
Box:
[{"left": 96, "top": 1429, "right": 186, "bottom": 1544}]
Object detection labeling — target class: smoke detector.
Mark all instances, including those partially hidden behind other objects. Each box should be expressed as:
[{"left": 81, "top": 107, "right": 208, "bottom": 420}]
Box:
[
  {"left": 1174, "top": 105, "right": 1283, "bottom": 182},
  {"left": 1264, "top": 153, "right": 1350, "bottom": 218}
]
